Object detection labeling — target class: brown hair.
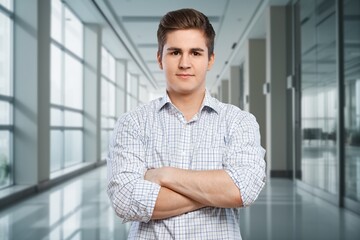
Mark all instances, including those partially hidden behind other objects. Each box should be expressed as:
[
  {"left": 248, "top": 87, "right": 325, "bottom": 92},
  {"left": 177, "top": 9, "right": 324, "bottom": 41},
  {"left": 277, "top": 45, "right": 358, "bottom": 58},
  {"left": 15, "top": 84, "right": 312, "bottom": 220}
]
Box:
[{"left": 157, "top": 8, "right": 216, "bottom": 60}]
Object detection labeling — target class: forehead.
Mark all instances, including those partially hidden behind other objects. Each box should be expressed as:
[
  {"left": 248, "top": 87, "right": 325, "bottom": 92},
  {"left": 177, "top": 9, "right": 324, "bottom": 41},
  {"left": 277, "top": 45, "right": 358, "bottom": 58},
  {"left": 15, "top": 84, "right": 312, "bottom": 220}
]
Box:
[{"left": 164, "top": 29, "right": 208, "bottom": 49}]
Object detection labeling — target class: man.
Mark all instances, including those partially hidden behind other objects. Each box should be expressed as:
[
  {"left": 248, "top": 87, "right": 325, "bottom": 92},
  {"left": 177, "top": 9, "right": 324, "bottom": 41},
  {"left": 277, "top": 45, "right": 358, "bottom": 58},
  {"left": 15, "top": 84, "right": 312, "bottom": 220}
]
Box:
[{"left": 107, "top": 8, "right": 266, "bottom": 239}]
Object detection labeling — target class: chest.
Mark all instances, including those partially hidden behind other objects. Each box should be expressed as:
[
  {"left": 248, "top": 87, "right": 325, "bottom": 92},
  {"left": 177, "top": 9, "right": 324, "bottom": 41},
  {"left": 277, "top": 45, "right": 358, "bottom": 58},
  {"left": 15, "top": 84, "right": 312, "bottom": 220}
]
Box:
[{"left": 144, "top": 114, "right": 228, "bottom": 170}]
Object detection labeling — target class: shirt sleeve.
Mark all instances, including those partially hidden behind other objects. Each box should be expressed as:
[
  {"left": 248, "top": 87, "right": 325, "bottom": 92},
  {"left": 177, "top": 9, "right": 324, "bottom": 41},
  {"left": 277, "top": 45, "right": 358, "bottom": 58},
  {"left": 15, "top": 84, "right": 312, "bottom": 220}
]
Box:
[
  {"left": 107, "top": 114, "right": 161, "bottom": 223},
  {"left": 223, "top": 112, "right": 266, "bottom": 207}
]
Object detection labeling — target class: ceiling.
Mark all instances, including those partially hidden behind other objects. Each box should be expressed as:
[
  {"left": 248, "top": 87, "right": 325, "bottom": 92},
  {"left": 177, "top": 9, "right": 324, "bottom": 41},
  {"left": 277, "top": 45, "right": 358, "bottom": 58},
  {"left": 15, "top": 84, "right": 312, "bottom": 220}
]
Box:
[{"left": 66, "top": 0, "right": 290, "bottom": 94}]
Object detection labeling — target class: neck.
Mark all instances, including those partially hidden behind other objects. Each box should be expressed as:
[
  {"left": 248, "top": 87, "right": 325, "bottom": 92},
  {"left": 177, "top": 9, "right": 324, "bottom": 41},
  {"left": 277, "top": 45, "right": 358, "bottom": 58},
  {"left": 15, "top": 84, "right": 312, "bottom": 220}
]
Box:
[{"left": 168, "top": 90, "right": 206, "bottom": 121}]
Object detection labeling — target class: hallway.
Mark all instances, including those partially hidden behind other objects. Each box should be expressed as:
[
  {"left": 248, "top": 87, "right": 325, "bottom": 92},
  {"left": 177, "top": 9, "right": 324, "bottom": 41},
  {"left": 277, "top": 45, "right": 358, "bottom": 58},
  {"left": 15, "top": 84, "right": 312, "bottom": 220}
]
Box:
[{"left": 0, "top": 166, "right": 359, "bottom": 240}]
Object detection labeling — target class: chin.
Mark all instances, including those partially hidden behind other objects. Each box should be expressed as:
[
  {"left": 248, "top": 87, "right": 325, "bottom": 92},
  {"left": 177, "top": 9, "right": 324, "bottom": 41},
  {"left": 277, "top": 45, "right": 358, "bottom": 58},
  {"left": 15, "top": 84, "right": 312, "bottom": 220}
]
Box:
[{"left": 167, "top": 83, "right": 205, "bottom": 95}]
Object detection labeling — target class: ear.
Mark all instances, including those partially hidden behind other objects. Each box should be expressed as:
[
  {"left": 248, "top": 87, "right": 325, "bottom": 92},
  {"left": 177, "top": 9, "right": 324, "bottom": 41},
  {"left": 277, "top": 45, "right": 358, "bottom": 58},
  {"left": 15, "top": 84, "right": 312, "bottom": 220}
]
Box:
[
  {"left": 157, "top": 51, "right": 163, "bottom": 70},
  {"left": 207, "top": 53, "right": 215, "bottom": 71}
]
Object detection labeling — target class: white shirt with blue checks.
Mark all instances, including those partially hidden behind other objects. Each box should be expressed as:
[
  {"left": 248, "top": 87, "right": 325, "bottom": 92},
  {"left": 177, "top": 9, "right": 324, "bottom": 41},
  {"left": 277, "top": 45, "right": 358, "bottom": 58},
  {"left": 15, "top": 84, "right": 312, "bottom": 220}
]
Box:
[{"left": 107, "top": 90, "right": 266, "bottom": 239}]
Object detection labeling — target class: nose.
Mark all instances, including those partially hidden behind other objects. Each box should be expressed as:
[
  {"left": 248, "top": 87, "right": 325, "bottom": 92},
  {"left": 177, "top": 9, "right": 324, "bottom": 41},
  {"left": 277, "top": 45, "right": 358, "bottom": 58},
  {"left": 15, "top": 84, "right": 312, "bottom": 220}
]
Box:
[{"left": 179, "top": 54, "right": 191, "bottom": 69}]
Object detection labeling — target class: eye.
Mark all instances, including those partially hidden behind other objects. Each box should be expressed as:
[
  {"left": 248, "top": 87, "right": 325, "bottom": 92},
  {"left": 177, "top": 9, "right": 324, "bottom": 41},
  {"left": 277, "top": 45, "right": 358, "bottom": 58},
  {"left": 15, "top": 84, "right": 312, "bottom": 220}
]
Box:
[
  {"left": 192, "top": 51, "right": 201, "bottom": 56},
  {"left": 171, "top": 51, "right": 180, "bottom": 56}
]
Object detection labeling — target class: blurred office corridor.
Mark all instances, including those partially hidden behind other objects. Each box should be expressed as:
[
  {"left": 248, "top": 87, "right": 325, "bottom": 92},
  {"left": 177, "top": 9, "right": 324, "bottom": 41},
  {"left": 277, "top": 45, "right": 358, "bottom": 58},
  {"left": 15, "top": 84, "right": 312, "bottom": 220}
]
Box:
[
  {"left": 1, "top": 166, "right": 360, "bottom": 240},
  {"left": 1, "top": 0, "right": 360, "bottom": 239}
]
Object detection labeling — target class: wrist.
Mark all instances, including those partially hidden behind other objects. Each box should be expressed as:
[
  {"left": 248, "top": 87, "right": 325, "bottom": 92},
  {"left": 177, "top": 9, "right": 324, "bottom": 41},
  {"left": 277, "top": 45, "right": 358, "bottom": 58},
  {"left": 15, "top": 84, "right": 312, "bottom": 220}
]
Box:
[{"left": 160, "top": 167, "right": 173, "bottom": 188}]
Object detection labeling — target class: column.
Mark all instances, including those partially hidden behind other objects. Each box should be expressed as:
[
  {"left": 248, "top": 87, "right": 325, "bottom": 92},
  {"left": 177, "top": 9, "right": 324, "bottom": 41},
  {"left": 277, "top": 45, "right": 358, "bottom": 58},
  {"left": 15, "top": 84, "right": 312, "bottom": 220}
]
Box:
[
  {"left": 221, "top": 79, "right": 229, "bottom": 103},
  {"left": 246, "top": 39, "right": 267, "bottom": 150},
  {"left": 83, "top": 24, "right": 102, "bottom": 163},
  {"left": 14, "top": 0, "right": 51, "bottom": 184},
  {"left": 229, "top": 66, "right": 241, "bottom": 107},
  {"left": 116, "top": 59, "right": 127, "bottom": 116},
  {"left": 266, "top": 6, "right": 288, "bottom": 177}
]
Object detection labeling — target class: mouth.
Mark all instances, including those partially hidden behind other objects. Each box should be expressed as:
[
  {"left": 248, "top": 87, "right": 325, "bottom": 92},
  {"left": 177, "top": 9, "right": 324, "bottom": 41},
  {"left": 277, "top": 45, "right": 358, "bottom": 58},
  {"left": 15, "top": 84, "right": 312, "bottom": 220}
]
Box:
[{"left": 176, "top": 73, "right": 194, "bottom": 79}]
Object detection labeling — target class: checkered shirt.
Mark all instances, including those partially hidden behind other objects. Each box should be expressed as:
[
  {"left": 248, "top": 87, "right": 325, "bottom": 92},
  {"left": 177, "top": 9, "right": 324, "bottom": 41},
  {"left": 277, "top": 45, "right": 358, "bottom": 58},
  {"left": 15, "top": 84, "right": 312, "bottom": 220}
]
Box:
[{"left": 107, "top": 90, "right": 266, "bottom": 239}]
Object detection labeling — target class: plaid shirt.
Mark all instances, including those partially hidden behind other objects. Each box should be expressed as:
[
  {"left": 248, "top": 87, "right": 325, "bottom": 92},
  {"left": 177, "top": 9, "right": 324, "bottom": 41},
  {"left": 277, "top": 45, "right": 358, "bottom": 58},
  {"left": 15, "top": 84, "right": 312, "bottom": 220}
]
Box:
[{"left": 107, "top": 90, "right": 266, "bottom": 239}]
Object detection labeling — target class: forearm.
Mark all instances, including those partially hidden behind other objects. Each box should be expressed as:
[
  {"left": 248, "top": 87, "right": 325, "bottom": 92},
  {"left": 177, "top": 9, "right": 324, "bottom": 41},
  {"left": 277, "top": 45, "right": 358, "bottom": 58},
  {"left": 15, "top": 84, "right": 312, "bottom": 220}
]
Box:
[
  {"left": 151, "top": 186, "right": 205, "bottom": 220},
  {"left": 147, "top": 167, "right": 243, "bottom": 208}
]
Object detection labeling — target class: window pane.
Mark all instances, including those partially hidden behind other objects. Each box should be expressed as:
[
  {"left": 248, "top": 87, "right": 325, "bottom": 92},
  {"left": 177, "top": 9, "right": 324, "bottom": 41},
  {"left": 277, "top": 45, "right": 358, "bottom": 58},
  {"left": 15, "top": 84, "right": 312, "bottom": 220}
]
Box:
[
  {"left": 117, "top": 61, "right": 125, "bottom": 88},
  {"left": 344, "top": 0, "right": 360, "bottom": 202},
  {"left": 51, "top": 44, "right": 62, "bottom": 105},
  {"left": 0, "top": 101, "right": 10, "bottom": 124},
  {"left": 101, "top": 47, "right": 115, "bottom": 81},
  {"left": 0, "top": 131, "right": 11, "bottom": 188},
  {"left": 64, "top": 130, "right": 82, "bottom": 167},
  {"left": 101, "top": 79, "right": 109, "bottom": 116},
  {"left": 101, "top": 116, "right": 107, "bottom": 128},
  {"left": 117, "top": 89, "right": 125, "bottom": 115},
  {"left": 0, "top": 12, "right": 11, "bottom": 96},
  {"left": 101, "top": 130, "right": 109, "bottom": 157},
  {"left": 51, "top": 0, "right": 63, "bottom": 43},
  {"left": 101, "top": 47, "right": 109, "bottom": 78},
  {"left": 109, "top": 83, "right": 115, "bottom": 116},
  {"left": 50, "top": 130, "right": 63, "bottom": 172},
  {"left": 131, "top": 76, "right": 138, "bottom": 98},
  {"left": 64, "top": 8, "right": 83, "bottom": 58},
  {"left": 109, "top": 54, "right": 115, "bottom": 82},
  {"left": 131, "top": 97, "right": 138, "bottom": 110},
  {"left": 0, "top": 0, "right": 12, "bottom": 11},
  {"left": 127, "top": 73, "right": 132, "bottom": 93},
  {"left": 51, "top": 108, "right": 63, "bottom": 126},
  {"left": 139, "top": 84, "right": 149, "bottom": 103},
  {"left": 300, "top": 0, "right": 338, "bottom": 194},
  {"left": 64, "top": 110, "right": 83, "bottom": 127},
  {"left": 108, "top": 118, "right": 116, "bottom": 128},
  {"left": 64, "top": 54, "right": 82, "bottom": 109}
]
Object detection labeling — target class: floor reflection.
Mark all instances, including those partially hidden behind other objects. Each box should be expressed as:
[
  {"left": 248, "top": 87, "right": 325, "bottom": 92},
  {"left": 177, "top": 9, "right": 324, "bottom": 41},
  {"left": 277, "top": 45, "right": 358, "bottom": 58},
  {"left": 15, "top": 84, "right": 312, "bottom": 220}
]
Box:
[
  {"left": 0, "top": 167, "right": 130, "bottom": 240},
  {"left": 0, "top": 166, "right": 360, "bottom": 240},
  {"left": 301, "top": 140, "right": 338, "bottom": 194}
]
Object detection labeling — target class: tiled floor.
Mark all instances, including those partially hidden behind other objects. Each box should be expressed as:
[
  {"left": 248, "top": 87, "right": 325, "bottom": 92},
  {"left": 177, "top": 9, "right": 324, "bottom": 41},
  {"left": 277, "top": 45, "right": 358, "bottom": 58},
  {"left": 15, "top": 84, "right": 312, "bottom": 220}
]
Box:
[{"left": 0, "top": 166, "right": 360, "bottom": 240}]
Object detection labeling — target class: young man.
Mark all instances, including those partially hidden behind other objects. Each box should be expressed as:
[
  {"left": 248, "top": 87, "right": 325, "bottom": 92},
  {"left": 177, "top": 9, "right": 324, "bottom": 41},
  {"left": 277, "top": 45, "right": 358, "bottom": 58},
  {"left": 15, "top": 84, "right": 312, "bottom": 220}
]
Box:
[{"left": 107, "top": 8, "right": 266, "bottom": 239}]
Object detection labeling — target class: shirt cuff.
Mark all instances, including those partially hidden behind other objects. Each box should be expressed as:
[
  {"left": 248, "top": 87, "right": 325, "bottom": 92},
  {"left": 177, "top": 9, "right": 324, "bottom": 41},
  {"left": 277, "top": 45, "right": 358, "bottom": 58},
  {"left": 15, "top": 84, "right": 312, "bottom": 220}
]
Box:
[
  {"left": 129, "top": 179, "right": 161, "bottom": 222},
  {"left": 225, "top": 167, "right": 266, "bottom": 207}
]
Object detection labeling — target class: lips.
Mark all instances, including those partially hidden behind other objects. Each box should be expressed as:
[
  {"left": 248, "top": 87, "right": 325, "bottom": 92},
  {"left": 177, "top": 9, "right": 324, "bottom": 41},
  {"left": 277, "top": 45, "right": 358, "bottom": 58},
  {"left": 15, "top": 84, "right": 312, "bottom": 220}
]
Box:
[{"left": 176, "top": 73, "right": 194, "bottom": 79}]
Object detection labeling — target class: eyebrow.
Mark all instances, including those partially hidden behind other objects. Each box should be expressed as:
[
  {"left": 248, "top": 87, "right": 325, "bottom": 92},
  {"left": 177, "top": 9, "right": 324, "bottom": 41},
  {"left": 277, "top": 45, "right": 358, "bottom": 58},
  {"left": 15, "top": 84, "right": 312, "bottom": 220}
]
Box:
[{"left": 166, "top": 47, "right": 205, "bottom": 52}]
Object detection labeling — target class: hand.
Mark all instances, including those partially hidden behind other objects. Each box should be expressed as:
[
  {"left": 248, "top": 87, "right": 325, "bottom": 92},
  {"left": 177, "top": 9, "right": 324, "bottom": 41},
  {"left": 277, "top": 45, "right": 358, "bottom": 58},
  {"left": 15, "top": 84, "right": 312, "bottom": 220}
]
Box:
[{"left": 145, "top": 167, "right": 171, "bottom": 185}]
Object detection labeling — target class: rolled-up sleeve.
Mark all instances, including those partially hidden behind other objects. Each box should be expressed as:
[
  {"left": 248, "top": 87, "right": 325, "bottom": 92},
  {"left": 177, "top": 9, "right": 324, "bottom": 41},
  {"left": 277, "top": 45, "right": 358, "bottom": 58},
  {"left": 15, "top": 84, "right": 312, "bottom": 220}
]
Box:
[
  {"left": 224, "top": 113, "right": 266, "bottom": 207},
  {"left": 107, "top": 115, "right": 161, "bottom": 222}
]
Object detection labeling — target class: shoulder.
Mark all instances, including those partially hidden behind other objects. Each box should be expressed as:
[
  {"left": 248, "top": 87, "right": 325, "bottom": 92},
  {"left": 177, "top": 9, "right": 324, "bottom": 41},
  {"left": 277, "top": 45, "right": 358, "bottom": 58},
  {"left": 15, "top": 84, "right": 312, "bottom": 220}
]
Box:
[
  {"left": 215, "top": 101, "right": 259, "bottom": 131},
  {"left": 217, "top": 101, "right": 255, "bottom": 121},
  {"left": 115, "top": 97, "right": 162, "bottom": 129}
]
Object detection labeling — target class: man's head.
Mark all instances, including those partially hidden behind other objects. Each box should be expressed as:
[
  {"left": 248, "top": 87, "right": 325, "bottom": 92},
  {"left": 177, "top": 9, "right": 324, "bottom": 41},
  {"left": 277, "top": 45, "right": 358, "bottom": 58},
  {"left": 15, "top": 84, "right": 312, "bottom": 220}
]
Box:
[{"left": 157, "top": 8, "right": 215, "bottom": 61}]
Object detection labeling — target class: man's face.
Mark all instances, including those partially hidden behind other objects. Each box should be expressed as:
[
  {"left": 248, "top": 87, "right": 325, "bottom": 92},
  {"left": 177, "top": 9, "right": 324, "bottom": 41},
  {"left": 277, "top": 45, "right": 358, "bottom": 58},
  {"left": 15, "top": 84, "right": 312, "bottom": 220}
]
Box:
[{"left": 157, "top": 29, "right": 215, "bottom": 96}]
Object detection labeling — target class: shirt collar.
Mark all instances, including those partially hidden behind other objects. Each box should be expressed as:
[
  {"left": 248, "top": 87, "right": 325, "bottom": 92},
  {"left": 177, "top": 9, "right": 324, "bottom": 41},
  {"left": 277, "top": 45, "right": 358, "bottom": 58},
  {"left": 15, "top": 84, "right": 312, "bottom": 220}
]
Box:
[{"left": 157, "top": 89, "right": 220, "bottom": 114}]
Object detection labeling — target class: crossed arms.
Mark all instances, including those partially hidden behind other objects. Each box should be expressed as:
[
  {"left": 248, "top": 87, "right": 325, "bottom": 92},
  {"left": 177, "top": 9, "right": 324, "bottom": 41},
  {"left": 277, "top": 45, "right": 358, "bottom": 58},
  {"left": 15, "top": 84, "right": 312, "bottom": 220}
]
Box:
[
  {"left": 145, "top": 167, "right": 243, "bottom": 219},
  {"left": 107, "top": 113, "right": 266, "bottom": 222}
]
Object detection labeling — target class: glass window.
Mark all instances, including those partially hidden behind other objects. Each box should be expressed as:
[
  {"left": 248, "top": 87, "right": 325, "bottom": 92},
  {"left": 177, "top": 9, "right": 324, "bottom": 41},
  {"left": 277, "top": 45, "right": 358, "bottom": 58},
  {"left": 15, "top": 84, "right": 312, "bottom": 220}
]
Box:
[
  {"left": 50, "top": 130, "right": 63, "bottom": 172},
  {"left": 0, "top": 3, "right": 13, "bottom": 190},
  {"left": 101, "top": 47, "right": 117, "bottom": 157},
  {"left": 51, "top": 108, "right": 63, "bottom": 126},
  {"left": 300, "top": 0, "right": 338, "bottom": 194},
  {"left": 0, "top": 0, "right": 12, "bottom": 11},
  {"left": 0, "top": 101, "right": 11, "bottom": 124},
  {"left": 64, "top": 53, "right": 83, "bottom": 110},
  {"left": 50, "top": 1, "right": 84, "bottom": 173},
  {"left": 0, "top": 131, "right": 11, "bottom": 188},
  {"left": 50, "top": 0, "right": 62, "bottom": 43},
  {"left": 101, "top": 79, "right": 109, "bottom": 117},
  {"left": 50, "top": 44, "right": 62, "bottom": 105},
  {"left": 344, "top": 0, "right": 360, "bottom": 202},
  {"left": 64, "top": 8, "right": 83, "bottom": 58},
  {"left": 139, "top": 83, "right": 148, "bottom": 104},
  {"left": 64, "top": 111, "right": 82, "bottom": 127},
  {"left": 64, "top": 130, "right": 82, "bottom": 167},
  {"left": 0, "top": 12, "right": 11, "bottom": 96}
]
